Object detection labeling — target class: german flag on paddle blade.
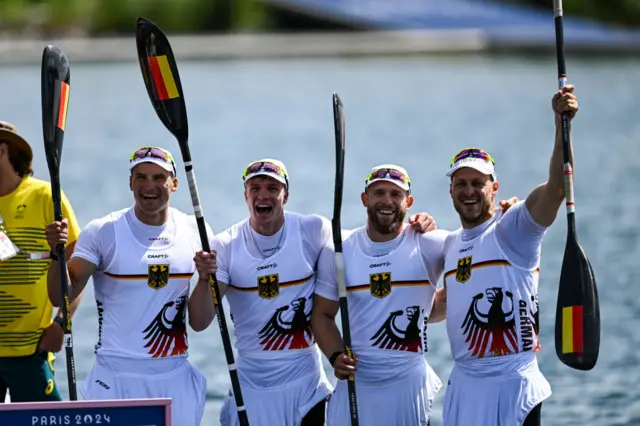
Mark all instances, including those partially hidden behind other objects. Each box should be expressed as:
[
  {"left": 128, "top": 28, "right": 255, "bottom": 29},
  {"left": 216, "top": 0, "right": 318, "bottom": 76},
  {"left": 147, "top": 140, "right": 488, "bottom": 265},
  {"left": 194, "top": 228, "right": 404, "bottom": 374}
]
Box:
[
  {"left": 561, "top": 305, "right": 584, "bottom": 354},
  {"left": 148, "top": 55, "right": 179, "bottom": 100},
  {"left": 57, "top": 81, "right": 70, "bottom": 131}
]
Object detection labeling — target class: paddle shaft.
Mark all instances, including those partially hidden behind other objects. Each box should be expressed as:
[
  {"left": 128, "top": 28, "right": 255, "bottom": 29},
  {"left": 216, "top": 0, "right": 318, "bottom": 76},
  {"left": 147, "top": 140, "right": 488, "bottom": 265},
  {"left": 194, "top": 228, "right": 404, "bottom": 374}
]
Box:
[
  {"left": 553, "top": 0, "right": 576, "bottom": 236},
  {"left": 51, "top": 167, "right": 78, "bottom": 401},
  {"left": 332, "top": 94, "right": 359, "bottom": 425},
  {"left": 335, "top": 254, "right": 360, "bottom": 426},
  {"left": 178, "top": 139, "right": 249, "bottom": 426}
]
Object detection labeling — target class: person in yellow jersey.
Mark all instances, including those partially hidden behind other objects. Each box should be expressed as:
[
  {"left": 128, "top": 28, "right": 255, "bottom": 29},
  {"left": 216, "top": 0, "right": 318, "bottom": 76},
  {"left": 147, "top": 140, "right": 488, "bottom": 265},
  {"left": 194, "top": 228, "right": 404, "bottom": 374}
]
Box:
[{"left": 0, "top": 121, "right": 82, "bottom": 402}]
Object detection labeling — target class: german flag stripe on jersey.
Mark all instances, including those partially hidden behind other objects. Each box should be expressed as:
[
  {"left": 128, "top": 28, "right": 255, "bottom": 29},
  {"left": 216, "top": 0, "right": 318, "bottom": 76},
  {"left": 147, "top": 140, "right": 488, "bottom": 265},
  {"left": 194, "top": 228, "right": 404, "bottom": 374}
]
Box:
[
  {"left": 228, "top": 274, "right": 313, "bottom": 292},
  {"left": 104, "top": 272, "right": 194, "bottom": 280},
  {"left": 444, "top": 260, "right": 540, "bottom": 280},
  {"left": 347, "top": 279, "right": 430, "bottom": 292}
]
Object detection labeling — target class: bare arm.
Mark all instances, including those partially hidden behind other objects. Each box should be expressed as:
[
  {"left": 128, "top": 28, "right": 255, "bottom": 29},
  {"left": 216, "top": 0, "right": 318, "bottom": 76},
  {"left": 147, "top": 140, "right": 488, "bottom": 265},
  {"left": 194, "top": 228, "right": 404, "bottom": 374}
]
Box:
[
  {"left": 51, "top": 242, "right": 86, "bottom": 316},
  {"left": 311, "top": 294, "right": 343, "bottom": 358},
  {"left": 525, "top": 85, "right": 578, "bottom": 227},
  {"left": 188, "top": 248, "right": 229, "bottom": 332},
  {"left": 428, "top": 286, "right": 447, "bottom": 324},
  {"left": 312, "top": 294, "right": 359, "bottom": 379},
  {"left": 188, "top": 276, "right": 228, "bottom": 332},
  {"left": 47, "top": 255, "right": 96, "bottom": 308}
]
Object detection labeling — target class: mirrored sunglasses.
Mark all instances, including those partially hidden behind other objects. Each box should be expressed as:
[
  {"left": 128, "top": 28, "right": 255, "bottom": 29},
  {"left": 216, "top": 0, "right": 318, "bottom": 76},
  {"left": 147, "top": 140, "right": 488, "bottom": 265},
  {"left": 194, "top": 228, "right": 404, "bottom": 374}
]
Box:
[
  {"left": 242, "top": 161, "right": 287, "bottom": 180},
  {"left": 130, "top": 147, "right": 174, "bottom": 164},
  {"left": 366, "top": 168, "right": 410, "bottom": 185},
  {"left": 450, "top": 148, "right": 495, "bottom": 165}
]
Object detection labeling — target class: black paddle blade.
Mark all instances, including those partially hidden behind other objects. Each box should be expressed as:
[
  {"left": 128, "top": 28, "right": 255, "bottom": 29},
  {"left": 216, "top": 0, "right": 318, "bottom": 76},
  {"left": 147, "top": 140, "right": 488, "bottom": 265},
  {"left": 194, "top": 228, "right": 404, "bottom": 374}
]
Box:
[
  {"left": 554, "top": 233, "right": 600, "bottom": 370},
  {"left": 136, "top": 17, "right": 188, "bottom": 144},
  {"left": 41, "top": 45, "right": 70, "bottom": 174},
  {"left": 331, "top": 92, "right": 346, "bottom": 249}
]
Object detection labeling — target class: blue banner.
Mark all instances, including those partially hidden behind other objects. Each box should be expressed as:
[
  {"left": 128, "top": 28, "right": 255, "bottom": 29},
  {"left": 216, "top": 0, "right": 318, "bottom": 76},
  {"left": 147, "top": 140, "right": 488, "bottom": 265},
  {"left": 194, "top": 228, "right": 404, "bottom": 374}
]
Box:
[{"left": 0, "top": 402, "right": 168, "bottom": 426}]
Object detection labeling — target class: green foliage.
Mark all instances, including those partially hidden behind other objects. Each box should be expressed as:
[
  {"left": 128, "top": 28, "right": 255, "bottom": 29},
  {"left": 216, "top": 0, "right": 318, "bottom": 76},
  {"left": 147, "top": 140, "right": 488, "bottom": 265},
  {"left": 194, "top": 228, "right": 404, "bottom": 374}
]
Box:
[{"left": 0, "top": 0, "right": 265, "bottom": 35}]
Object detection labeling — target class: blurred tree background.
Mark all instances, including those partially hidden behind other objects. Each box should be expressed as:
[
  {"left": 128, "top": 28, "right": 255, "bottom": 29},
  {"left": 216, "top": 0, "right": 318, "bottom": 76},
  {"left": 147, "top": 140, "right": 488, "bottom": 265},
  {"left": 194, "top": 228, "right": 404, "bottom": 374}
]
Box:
[
  {"left": 0, "top": 0, "right": 265, "bottom": 36},
  {"left": 0, "top": 0, "right": 638, "bottom": 38}
]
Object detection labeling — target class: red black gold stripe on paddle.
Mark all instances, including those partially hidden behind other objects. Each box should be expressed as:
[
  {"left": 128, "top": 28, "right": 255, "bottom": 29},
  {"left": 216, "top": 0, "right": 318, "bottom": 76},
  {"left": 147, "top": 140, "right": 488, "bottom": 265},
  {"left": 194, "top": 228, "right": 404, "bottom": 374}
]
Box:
[
  {"left": 148, "top": 55, "right": 179, "bottom": 100},
  {"left": 104, "top": 272, "right": 193, "bottom": 280},
  {"left": 561, "top": 305, "right": 584, "bottom": 354},
  {"left": 228, "top": 274, "right": 314, "bottom": 292},
  {"left": 57, "top": 81, "right": 70, "bottom": 130},
  {"left": 347, "top": 280, "right": 430, "bottom": 292},
  {"left": 444, "top": 260, "right": 540, "bottom": 281}
]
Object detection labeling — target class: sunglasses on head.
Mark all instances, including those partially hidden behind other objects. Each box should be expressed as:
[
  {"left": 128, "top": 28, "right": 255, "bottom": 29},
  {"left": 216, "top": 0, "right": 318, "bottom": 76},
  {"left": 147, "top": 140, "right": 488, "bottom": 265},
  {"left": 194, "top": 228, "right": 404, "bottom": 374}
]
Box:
[
  {"left": 450, "top": 148, "right": 495, "bottom": 165},
  {"left": 367, "top": 168, "right": 410, "bottom": 184},
  {"left": 243, "top": 162, "right": 287, "bottom": 180},
  {"left": 129, "top": 146, "right": 176, "bottom": 174},
  {"left": 130, "top": 147, "right": 174, "bottom": 163}
]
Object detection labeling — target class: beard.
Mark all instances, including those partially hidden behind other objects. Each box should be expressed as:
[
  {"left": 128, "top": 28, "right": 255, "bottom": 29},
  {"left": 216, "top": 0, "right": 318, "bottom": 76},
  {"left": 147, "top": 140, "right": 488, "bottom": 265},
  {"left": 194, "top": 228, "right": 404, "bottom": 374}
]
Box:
[
  {"left": 454, "top": 196, "right": 493, "bottom": 227},
  {"left": 367, "top": 204, "right": 406, "bottom": 235}
]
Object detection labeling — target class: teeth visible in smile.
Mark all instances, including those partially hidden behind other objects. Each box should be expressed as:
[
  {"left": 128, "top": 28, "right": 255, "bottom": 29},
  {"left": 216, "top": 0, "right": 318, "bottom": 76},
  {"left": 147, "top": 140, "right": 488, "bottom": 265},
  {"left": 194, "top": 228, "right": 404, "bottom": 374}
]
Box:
[
  {"left": 462, "top": 200, "right": 478, "bottom": 205},
  {"left": 378, "top": 209, "right": 394, "bottom": 214}
]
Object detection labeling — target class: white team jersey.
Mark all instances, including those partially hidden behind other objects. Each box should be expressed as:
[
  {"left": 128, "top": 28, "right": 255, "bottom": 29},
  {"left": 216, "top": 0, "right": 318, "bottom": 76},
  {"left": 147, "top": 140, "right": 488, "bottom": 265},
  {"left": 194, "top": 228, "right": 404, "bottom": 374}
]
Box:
[
  {"left": 218, "top": 212, "right": 319, "bottom": 357},
  {"left": 315, "top": 225, "right": 447, "bottom": 383},
  {"left": 73, "top": 207, "right": 202, "bottom": 359},
  {"left": 444, "top": 205, "right": 542, "bottom": 365}
]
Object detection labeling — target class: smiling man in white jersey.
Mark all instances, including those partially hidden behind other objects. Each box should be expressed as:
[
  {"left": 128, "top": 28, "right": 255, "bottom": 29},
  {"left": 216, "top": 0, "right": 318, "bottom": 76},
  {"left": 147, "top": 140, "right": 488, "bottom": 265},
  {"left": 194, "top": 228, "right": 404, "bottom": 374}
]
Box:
[
  {"left": 312, "top": 164, "right": 448, "bottom": 426},
  {"left": 204, "top": 159, "right": 436, "bottom": 426},
  {"left": 434, "top": 86, "right": 580, "bottom": 426},
  {"left": 44, "top": 146, "right": 216, "bottom": 426}
]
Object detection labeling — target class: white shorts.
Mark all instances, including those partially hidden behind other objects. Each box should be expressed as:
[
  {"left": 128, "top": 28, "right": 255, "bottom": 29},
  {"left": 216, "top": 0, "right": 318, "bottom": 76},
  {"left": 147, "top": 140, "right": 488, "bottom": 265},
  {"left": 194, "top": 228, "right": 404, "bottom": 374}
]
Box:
[
  {"left": 80, "top": 355, "right": 206, "bottom": 426},
  {"left": 326, "top": 358, "right": 442, "bottom": 426},
  {"left": 443, "top": 356, "right": 551, "bottom": 426},
  {"left": 220, "top": 370, "right": 332, "bottom": 426}
]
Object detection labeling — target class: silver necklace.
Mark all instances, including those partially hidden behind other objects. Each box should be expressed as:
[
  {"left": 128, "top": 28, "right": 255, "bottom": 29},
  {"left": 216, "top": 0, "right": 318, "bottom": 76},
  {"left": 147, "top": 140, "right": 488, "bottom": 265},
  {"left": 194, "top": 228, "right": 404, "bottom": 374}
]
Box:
[{"left": 250, "top": 221, "right": 285, "bottom": 259}]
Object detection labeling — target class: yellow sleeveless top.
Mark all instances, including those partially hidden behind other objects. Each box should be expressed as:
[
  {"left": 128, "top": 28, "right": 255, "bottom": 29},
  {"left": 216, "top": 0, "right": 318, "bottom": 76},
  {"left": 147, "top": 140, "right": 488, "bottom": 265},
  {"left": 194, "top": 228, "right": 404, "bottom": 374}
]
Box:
[{"left": 0, "top": 177, "right": 80, "bottom": 357}]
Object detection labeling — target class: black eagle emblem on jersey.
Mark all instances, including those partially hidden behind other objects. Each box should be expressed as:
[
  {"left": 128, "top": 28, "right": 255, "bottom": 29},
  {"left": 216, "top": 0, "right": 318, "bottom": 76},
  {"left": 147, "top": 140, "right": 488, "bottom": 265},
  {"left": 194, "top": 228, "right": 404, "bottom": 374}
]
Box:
[
  {"left": 370, "top": 306, "right": 422, "bottom": 352},
  {"left": 462, "top": 287, "right": 517, "bottom": 358},
  {"left": 257, "top": 296, "right": 313, "bottom": 350},
  {"left": 142, "top": 295, "right": 188, "bottom": 358}
]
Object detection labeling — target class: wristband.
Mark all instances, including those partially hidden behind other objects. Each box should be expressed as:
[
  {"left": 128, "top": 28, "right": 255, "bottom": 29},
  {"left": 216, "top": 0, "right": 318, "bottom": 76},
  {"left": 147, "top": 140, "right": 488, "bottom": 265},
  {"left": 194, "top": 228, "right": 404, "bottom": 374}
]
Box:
[
  {"left": 49, "top": 250, "right": 59, "bottom": 261},
  {"left": 53, "top": 316, "right": 65, "bottom": 327},
  {"left": 329, "top": 351, "right": 343, "bottom": 366}
]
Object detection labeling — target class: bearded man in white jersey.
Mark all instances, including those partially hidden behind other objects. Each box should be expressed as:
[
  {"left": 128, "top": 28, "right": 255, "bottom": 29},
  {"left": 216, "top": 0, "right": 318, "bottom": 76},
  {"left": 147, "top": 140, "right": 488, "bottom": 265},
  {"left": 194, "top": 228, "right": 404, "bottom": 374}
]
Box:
[
  {"left": 312, "top": 164, "right": 449, "bottom": 426},
  {"left": 44, "top": 146, "right": 216, "bottom": 426},
  {"left": 201, "top": 159, "right": 436, "bottom": 426},
  {"left": 432, "top": 85, "right": 579, "bottom": 426}
]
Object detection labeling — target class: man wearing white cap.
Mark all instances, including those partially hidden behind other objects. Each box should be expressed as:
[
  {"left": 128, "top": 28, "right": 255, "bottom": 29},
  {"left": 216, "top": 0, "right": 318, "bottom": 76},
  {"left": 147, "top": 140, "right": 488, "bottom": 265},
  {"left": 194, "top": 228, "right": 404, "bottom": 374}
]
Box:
[
  {"left": 434, "top": 86, "right": 580, "bottom": 426},
  {"left": 312, "top": 164, "right": 447, "bottom": 426},
  {"left": 45, "top": 146, "right": 216, "bottom": 426},
  {"left": 205, "top": 159, "right": 437, "bottom": 426}
]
